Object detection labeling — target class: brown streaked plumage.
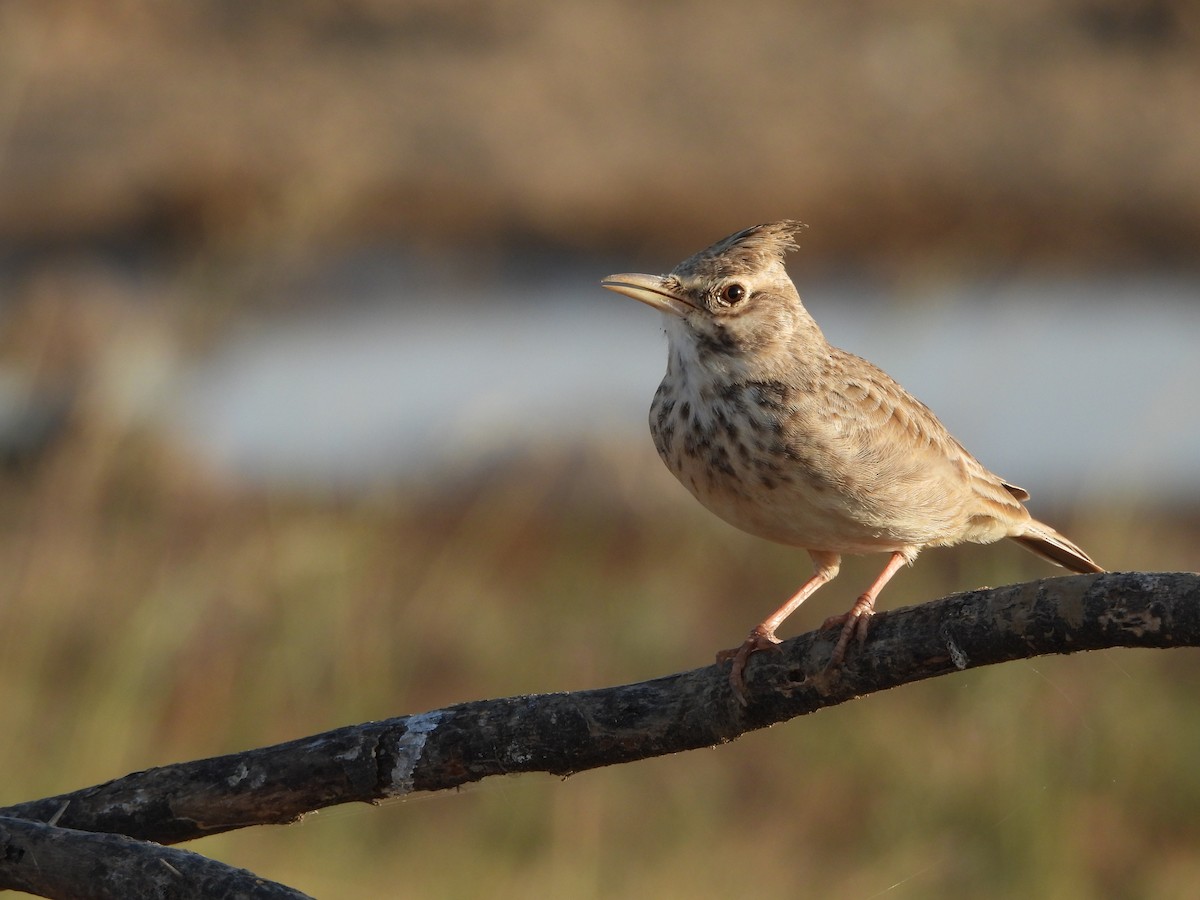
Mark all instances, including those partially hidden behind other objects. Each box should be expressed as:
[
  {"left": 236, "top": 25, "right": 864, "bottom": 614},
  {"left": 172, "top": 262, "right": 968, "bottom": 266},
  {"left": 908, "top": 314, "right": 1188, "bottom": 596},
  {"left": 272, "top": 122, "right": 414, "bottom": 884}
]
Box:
[{"left": 602, "top": 221, "right": 1102, "bottom": 701}]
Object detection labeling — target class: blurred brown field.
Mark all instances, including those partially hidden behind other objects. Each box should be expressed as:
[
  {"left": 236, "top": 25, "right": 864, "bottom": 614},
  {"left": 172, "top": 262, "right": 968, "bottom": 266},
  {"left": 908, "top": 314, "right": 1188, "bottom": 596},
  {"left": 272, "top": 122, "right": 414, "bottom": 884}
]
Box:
[
  {"left": 1, "top": 421, "right": 1198, "bottom": 897},
  {"left": 2, "top": 2, "right": 1199, "bottom": 898},
  {"left": 2, "top": 0, "right": 1199, "bottom": 274}
]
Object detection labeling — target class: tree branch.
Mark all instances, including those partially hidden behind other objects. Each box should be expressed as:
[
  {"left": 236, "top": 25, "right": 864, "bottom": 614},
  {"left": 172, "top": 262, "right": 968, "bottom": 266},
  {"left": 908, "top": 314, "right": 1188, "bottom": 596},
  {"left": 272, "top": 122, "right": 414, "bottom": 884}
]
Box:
[
  {"left": 0, "top": 816, "right": 312, "bottom": 899},
  {"left": 2, "top": 572, "right": 1196, "bottom": 855}
]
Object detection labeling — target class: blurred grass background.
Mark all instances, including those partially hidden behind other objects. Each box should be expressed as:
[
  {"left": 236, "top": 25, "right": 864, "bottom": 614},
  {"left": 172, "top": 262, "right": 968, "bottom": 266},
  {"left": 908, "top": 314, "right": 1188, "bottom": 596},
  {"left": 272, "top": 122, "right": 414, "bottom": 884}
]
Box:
[{"left": 1, "top": 1, "right": 1199, "bottom": 898}]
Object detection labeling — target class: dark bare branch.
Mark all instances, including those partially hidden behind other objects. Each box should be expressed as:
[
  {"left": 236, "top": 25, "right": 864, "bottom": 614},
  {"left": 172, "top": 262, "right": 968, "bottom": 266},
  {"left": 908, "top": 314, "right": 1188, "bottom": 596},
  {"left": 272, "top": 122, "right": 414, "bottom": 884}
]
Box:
[
  {"left": 0, "top": 816, "right": 312, "bottom": 899},
  {"left": 1, "top": 572, "right": 1195, "bottom": 853}
]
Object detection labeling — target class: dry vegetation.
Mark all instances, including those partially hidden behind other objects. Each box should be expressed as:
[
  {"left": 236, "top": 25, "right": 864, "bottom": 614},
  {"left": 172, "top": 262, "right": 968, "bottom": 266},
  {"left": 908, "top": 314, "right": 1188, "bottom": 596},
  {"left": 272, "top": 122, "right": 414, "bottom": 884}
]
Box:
[
  {"left": 1, "top": 419, "right": 1198, "bottom": 897},
  {"left": 1, "top": 1, "right": 1198, "bottom": 274}
]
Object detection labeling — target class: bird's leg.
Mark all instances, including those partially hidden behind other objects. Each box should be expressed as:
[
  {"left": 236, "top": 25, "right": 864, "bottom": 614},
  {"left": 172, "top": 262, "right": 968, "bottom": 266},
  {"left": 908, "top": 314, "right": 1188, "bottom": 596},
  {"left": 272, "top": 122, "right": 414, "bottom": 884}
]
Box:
[
  {"left": 718, "top": 551, "right": 841, "bottom": 704},
  {"left": 823, "top": 551, "right": 909, "bottom": 668}
]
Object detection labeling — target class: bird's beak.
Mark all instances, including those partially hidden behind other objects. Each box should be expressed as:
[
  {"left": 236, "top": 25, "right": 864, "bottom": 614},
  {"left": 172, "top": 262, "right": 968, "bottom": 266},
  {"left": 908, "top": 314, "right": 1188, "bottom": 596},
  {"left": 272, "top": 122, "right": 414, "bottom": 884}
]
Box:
[{"left": 600, "top": 273, "right": 694, "bottom": 317}]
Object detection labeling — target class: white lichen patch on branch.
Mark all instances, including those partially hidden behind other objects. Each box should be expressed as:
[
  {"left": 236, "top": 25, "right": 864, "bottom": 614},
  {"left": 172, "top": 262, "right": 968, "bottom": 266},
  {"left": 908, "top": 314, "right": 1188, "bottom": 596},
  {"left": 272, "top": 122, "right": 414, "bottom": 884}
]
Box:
[
  {"left": 225, "top": 762, "right": 267, "bottom": 790},
  {"left": 383, "top": 711, "right": 443, "bottom": 797}
]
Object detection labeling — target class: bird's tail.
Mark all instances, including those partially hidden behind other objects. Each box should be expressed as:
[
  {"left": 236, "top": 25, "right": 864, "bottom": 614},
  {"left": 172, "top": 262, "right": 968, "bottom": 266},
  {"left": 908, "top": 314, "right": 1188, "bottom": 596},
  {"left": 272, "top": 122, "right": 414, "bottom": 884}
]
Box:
[{"left": 1010, "top": 519, "right": 1104, "bottom": 574}]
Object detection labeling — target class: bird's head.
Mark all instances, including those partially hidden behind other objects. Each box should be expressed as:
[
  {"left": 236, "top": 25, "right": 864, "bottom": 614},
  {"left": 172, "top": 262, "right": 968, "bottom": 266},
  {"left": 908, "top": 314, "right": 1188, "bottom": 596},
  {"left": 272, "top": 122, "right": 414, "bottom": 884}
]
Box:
[{"left": 601, "top": 221, "right": 821, "bottom": 363}]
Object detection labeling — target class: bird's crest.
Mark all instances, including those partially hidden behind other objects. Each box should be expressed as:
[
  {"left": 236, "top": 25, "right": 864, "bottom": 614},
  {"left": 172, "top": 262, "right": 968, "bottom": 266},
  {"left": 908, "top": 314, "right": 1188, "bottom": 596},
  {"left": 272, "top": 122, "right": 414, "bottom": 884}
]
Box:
[{"left": 672, "top": 221, "right": 805, "bottom": 280}]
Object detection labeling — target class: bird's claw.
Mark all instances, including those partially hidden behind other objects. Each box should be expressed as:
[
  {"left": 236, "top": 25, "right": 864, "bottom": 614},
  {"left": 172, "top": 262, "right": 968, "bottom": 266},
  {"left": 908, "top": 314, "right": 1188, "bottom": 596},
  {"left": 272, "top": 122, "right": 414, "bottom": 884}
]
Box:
[
  {"left": 822, "top": 599, "right": 876, "bottom": 669},
  {"left": 717, "top": 627, "right": 781, "bottom": 705}
]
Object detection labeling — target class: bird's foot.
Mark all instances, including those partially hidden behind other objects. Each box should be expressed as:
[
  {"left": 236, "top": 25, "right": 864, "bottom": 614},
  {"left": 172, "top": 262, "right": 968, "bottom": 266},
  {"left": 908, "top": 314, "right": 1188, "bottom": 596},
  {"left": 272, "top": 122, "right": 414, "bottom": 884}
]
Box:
[
  {"left": 716, "top": 626, "right": 781, "bottom": 705},
  {"left": 822, "top": 594, "right": 877, "bottom": 668}
]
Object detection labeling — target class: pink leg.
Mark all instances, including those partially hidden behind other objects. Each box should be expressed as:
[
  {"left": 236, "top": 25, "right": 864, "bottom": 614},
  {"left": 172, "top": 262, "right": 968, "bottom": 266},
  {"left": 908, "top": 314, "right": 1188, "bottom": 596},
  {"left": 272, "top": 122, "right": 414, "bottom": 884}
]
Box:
[
  {"left": 823, "top": 551, "right": 909, "bottom": 667},
  {"left": 718, "top": 551, "right": 841, "bottom": 704}
]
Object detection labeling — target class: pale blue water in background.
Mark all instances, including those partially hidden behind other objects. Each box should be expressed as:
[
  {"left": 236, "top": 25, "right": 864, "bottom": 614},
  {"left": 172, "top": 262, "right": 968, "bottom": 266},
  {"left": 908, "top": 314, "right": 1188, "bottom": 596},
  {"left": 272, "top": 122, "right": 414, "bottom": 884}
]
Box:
[{"left": 172, "top": 263, "right": 1200, "bottom": 506}]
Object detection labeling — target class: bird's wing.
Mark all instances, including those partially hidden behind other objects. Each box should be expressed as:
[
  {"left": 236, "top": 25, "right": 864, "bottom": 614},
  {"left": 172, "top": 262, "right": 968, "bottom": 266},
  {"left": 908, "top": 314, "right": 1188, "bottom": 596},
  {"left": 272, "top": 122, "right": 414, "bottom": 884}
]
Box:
[{"left": 821, "top": 349, "right": 1030, "bottom": 530}]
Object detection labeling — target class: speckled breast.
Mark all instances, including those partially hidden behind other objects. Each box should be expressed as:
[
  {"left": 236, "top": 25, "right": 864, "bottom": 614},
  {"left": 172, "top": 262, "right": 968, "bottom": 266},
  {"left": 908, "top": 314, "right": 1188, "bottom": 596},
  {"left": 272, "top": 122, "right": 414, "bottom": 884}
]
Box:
[{"left": 648, "top": 371, "right": 902, "bottom": 553}]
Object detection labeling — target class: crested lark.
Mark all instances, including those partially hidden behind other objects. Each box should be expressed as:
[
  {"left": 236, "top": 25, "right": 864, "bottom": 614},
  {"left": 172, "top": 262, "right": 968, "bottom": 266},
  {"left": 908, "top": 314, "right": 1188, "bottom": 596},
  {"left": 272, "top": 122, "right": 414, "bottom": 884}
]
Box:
[{"left": 602, "top": 221, "right": 1102, "bottom": 699}]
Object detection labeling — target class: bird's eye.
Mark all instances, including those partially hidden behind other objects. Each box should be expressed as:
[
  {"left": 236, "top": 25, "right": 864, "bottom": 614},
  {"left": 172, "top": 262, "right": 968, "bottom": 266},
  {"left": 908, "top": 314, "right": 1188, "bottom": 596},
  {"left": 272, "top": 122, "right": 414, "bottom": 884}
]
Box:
[{"left": 721, "top": 283, "right": 747, "bottom": 304}]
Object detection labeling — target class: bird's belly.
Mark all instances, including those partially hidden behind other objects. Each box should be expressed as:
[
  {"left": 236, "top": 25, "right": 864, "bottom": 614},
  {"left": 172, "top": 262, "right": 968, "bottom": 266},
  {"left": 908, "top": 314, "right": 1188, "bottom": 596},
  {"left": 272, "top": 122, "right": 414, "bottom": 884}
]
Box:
[
  {"left": 649, "top": 397, "right": 914, "bottom": 554},
  {"left": 671, "top": 450, "right": 908, "bottom": 553},
  {"left": 647, "top": 376, "right": 981, "bottom": 554}
]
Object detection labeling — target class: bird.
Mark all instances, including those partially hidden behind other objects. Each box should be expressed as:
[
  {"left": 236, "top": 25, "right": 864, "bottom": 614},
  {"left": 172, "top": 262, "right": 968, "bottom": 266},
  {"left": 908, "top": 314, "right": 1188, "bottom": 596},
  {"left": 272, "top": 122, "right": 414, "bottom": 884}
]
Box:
[{"left": 601, "top": 221, "right": 1103, "bottom": 700}]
